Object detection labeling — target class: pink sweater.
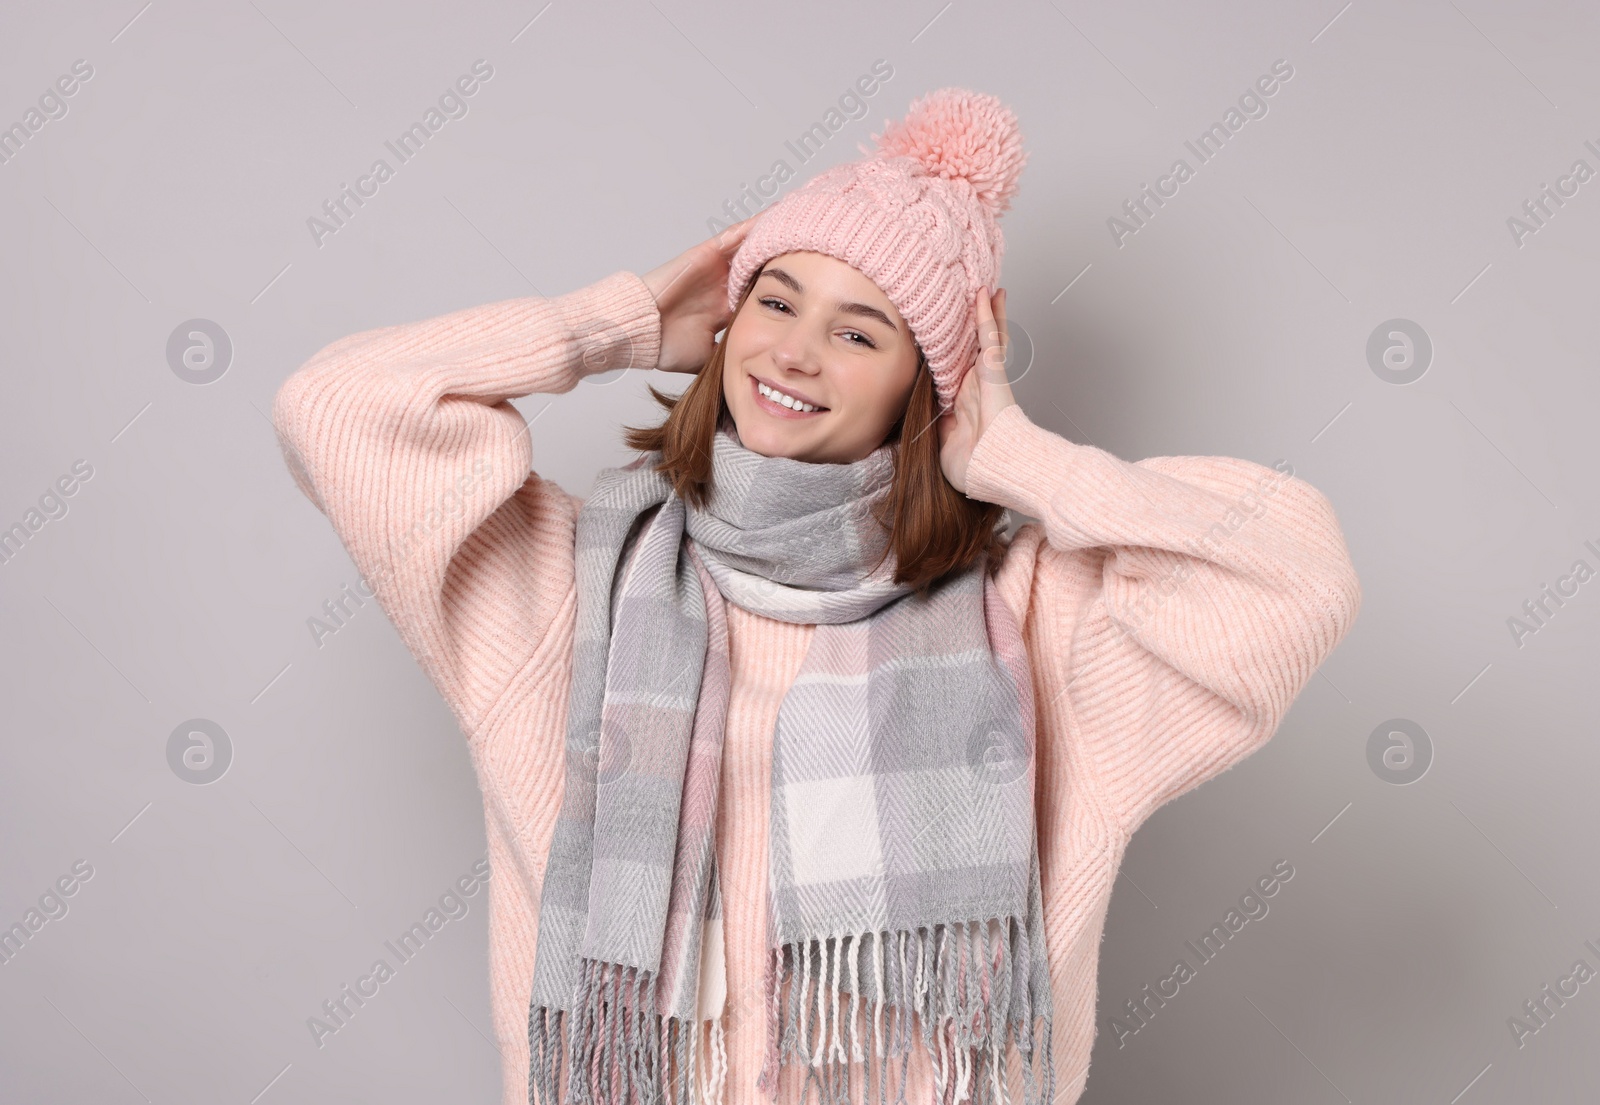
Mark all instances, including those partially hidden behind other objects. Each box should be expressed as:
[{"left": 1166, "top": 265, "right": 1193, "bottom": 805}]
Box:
[{"left": 271, "top": 270, "right": 1361, "bottom": 1105}]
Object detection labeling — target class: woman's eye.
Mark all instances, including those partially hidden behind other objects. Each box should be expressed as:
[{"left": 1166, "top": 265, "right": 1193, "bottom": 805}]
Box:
[{"left": 760, "top": 299, "right": 876, "bottom": 349}]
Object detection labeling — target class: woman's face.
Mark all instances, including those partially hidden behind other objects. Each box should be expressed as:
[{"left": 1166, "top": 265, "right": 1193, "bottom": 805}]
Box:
[{"left": 721, "top": 251, "right": 922, "bottom": 465}]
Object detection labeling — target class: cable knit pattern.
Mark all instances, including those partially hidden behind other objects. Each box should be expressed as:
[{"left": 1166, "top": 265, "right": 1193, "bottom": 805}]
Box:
[{"left": 271, "top": 270, "right": 1361, "bottom": 1105}]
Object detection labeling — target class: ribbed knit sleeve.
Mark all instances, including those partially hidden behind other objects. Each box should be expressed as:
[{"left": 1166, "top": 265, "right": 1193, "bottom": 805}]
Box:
[
  {"left": 963, "top": 403, "right": 1361, "bottom": 836},
  {"left": 270, "top": 270, "right": 662, "bottom": 736}
]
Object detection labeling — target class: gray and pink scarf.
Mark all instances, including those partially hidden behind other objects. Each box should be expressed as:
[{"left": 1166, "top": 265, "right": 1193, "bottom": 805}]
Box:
[{"left": 528, "top": 419, "right": 1054, "bottom": 1105}]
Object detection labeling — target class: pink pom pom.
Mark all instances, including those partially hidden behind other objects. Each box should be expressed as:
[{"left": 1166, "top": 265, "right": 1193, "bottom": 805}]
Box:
[{"left": 870, "top": 87, "right": 1028, "bottom": 213}]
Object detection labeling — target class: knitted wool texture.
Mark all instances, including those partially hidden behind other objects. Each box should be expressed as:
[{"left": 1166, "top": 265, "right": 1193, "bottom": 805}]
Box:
[{"left": 726, "top": 87, "right": 1029, "bottom": 415}]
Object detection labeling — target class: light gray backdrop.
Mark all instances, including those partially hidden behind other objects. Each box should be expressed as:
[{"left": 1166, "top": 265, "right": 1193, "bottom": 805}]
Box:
[{"left": 3, "top": 0, "right": 1597, "bottom": 1101}]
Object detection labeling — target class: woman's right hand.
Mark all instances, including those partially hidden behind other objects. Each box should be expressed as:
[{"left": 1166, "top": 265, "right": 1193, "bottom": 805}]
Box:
[{"left": 640, "top": 217, "right": 757, "bottom": 374}]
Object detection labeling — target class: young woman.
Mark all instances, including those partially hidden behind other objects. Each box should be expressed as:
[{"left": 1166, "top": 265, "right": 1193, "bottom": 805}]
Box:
[{"left": 272, "top": 89, "right": 1360, "bottom": 1105}]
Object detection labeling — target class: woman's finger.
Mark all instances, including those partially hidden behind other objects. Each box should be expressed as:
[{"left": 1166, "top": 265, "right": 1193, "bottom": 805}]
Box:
[
  {"left": 961, "top": 345, "right": 983, "bottom": 410},
  {"left": 714, "top": 216, "right": 757, "bottom": 255},
  {"left": 995, "top": 290, "right": 1010, "bottom": 378},
  {"left": 976, "top": 287, "right": 1002, "bottom": 378}
]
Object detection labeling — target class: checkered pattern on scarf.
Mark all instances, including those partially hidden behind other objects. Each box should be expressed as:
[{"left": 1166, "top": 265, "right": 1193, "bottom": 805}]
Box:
[{"left": 528, "top": 424, "right": 1055, "bottom": 1105}]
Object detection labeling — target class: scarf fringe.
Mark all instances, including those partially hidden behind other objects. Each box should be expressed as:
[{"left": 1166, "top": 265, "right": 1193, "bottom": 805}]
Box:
[
  {"left": 754, "top": 918, "right": 1055, "bottom": 1105},
  {"left": 530, "top": 921, "right": 1054, "bottom": 1105},
  {"left": 530, "top": 959, "right": 728, "bottom": 1105}
]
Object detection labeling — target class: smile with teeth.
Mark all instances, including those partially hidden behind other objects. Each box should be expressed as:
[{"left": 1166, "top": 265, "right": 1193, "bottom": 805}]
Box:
[{"left": 753, "top": 377, "right": 828, "bottom": 415}]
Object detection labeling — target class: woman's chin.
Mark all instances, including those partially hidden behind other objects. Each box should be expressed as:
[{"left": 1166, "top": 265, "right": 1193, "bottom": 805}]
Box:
[
  {"left": 733, "top": 416, "right": 815, "bottom": 460},
  {"left": 742, "top": 431, "right": 802, "bottom": 460}
]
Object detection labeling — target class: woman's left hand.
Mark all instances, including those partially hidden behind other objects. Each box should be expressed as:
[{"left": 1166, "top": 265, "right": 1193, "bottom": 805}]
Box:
[{"left": 938, "top": 286, "right": 1018, "bottom": 495}]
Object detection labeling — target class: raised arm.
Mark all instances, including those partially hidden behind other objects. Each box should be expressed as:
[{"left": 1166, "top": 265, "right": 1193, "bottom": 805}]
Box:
[
  {"left": 963, "top": 403, "right": 1362, "bottom": 836},
  {"left": 270, "top": 271, "right": 662, "bottom": 735}
]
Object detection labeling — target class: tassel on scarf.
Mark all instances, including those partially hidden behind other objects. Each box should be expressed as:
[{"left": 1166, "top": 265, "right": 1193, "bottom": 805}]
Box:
[
  {"left": 530, "top": 965, "right": 733, "bottom": 1105},
  {"left": 753, "top": 917, "right": 1054, "bottom": 1105},
  {"left": 531, "top": 916, "right": 1053, "bottom": 1105}
]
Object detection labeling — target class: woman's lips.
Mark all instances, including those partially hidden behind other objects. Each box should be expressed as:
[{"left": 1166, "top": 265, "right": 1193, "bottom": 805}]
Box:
[{"left": 750, "top": 375, "right": 827, "bottom": 419}]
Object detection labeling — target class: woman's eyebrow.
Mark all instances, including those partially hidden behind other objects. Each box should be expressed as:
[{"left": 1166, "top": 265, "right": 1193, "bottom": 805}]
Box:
[{"left": 757, "top": 268, "right": 900, "bottom": 334}]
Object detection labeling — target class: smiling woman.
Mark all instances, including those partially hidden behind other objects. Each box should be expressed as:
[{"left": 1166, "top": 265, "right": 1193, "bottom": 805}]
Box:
[
  {"left": 271, "top": 84, "right": 1361, "bottom": 1105},
  {"left": 722, "top": 252, "right": 921, "bottom": 464}
]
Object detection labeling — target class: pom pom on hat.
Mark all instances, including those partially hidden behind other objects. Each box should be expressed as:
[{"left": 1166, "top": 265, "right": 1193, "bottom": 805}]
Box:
[{"left": 869, "top": 87, "right": 1027, "bottom": 215}]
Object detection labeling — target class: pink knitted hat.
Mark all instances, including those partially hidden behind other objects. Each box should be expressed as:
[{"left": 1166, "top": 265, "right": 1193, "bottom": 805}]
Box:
[{"left": 726, "top": 87, "right": 1028, "bottom": 416}]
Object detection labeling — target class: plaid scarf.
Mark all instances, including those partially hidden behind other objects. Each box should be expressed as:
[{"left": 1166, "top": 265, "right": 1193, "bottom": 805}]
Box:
[{"left": 528, "top": 420, "right": 1054, "bottom": 1105}]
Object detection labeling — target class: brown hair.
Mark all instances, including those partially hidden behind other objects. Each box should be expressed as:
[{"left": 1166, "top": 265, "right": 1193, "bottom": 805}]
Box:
[{"left": 621, "top": 272, "right": 1010, "bottom": 597}]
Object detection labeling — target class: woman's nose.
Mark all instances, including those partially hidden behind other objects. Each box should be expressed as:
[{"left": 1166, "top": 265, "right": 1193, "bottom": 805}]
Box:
[{"left": 772, "top": 327, "right": 820, "bottom": 371}]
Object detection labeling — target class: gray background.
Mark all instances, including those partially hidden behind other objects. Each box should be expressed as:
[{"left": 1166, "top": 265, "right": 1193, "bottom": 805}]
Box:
[{"left": 2, "top": 0, "right": 1597, "bottom": 1101}]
